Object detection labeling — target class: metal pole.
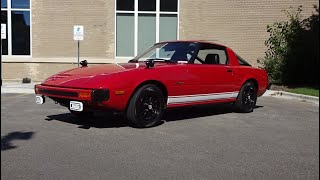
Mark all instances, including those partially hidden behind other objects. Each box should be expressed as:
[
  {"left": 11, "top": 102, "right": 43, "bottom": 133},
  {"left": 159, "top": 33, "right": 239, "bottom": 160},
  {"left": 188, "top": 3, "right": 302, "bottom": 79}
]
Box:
[{"left": 77, "top": 40, "right": 80, "bottom": 67}]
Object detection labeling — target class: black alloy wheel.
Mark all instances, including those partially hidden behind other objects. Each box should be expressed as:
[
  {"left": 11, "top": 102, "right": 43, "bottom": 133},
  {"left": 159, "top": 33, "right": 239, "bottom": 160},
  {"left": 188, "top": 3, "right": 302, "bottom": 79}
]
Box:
[
  {"left": 127, "top": 84, "right": 165, "bottom": 128},
  {"left": 234, "top": 81, "right": 257, "bottom": 113},
  {"left": 243, "top": 86, "right": 256, "bottom": 108}
]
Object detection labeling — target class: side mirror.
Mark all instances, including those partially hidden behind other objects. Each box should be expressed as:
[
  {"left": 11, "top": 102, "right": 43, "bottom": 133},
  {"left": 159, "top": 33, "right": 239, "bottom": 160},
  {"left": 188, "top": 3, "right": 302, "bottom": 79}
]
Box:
[
  {"left": 80, "top": 60, "right": 88, "bottom": 67},
  {"left": 145, "top": 59, "right": 155, "bottom": 68}
]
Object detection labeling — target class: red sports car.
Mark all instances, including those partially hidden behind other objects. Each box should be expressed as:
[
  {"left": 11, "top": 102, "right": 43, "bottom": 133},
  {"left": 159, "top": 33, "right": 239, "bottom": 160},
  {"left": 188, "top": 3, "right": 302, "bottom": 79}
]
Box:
[{"left": 35, "top": 41, "right": 269, "bottom": 128}]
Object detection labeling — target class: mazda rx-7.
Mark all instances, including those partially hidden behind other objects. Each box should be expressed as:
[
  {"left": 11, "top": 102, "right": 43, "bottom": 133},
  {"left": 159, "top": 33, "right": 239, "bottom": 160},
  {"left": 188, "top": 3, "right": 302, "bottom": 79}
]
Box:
[{"left": 35, "top": 41, "right": 268, "bottom": 128}]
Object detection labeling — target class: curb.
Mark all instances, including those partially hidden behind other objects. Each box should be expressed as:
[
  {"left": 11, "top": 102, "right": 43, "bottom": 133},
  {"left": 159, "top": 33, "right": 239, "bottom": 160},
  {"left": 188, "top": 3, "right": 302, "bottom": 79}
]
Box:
[
  {"left": 1, "top": 82, "right": 39, "bottom": 94},
  {"left": 263, "top": 90, "right": 319, "bottom": 105},
  {"left": 1, "top": 88, "right": 35, "bottom": 94}
]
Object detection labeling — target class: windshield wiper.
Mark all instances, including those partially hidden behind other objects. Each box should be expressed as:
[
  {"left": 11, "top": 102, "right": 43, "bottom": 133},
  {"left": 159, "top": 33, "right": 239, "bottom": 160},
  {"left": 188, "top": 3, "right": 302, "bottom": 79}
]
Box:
[
  {"left": 146, "top": 58, "right": 175, "bottom": 63},
  {"left": 128, "top": 59, "right": 138, "bottom": 63},
  {"left": 129, "top": 58, "right": 175, "bottom": 63}
]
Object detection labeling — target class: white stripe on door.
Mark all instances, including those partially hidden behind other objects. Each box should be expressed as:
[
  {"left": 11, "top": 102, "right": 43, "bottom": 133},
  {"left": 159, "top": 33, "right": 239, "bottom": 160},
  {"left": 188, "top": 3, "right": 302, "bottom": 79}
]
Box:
[{"left": 167, "top": 91, "right": 239, "bottom": 105}]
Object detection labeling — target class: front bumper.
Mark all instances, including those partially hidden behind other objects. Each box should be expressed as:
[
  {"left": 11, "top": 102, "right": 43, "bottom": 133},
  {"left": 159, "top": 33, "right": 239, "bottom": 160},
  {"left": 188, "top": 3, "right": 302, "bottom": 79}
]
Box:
[{"left": 35, "top": 84, "right": 109, "bottom": 102}]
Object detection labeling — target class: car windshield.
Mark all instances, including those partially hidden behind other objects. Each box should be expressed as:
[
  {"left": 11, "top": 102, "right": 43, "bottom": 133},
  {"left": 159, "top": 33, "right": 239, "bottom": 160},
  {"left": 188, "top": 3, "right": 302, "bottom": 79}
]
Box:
[{"left": 131, "top": 42, "right": 198, "bottom": 63}]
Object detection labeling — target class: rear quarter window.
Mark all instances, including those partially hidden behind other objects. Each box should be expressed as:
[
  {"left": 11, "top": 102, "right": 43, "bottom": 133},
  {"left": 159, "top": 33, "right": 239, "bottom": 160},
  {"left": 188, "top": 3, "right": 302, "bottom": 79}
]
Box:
[{"left": 236, "top": 54, "right": 251, "bottom": 66}]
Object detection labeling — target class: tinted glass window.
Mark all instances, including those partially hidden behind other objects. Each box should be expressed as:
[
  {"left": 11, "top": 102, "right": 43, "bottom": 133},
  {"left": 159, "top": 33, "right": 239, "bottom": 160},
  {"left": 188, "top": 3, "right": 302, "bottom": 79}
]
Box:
[
  {"left": 12, "top": 11, "right": 30, "bottom": 55},
  {"left": 11, "top": 0, "right": 30, "bottom": 9},
  {"left": 139, "top": 0, "right": 156, "bottom": 11},
  {"left": 117, "top": 0, "right": 134, "bottom": 11},
  {"left": 159, "top": 14, "right": 177, "bottom": 41},
  {"left": 116, "top": 13, "right": 134, "bottom": 56},
  {"left": 160, "top": 0, "right": 178, "bottom": 12},
  {"left": 197, "top": 45, "right": 228, "bottom": 65},
  {"left": 236, "top": 54, "right": 251, "bottom": 66},
  {"left": 1, "top": 11, "right": 8, "bottom": 55},
  {"left": 138, "top": 14, "right": 156, "bottom": 54},
  {"left": 1, "top": 0, "right": 7, "bottom": 8},
  {"left": 134, "top": 42, "right": 197, "bottom": 62}
]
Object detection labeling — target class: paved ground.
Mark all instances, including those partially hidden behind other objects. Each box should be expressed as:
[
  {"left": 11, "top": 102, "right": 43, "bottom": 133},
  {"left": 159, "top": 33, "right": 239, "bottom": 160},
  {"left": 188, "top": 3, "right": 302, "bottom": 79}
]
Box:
[{"left": 1, "top": 94, "right": 319, "bottom": 179}]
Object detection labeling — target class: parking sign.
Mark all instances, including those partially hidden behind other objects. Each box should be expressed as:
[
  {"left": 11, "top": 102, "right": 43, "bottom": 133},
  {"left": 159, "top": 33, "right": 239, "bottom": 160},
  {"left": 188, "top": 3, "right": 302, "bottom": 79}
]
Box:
[
  {"left": 73, "top": 25, "right": 84, "bottom": 41},
  {"left": 1, "top": 24, "right": 6, "bottom": 39}
]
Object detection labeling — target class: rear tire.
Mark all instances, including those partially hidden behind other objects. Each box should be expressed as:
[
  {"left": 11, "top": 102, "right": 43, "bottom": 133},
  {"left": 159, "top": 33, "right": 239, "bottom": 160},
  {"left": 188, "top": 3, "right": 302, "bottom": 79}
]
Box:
[
  {"left": 234, "top": 81, "right": 257, "bottom": 113},
  {"left": 126, "top": 84, "right": 165, "bottom": 128}
]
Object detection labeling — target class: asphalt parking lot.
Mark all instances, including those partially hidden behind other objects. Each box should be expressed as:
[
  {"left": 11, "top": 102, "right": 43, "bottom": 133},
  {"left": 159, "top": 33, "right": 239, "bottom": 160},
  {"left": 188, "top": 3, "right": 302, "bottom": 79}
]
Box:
[{"left": 1, "top": 94, "right": 319, "bottom": 179}]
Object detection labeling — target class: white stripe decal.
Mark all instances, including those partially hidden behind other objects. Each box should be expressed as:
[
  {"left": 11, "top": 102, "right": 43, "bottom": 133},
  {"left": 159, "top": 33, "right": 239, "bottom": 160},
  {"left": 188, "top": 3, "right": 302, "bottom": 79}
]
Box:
[
  {"left": 115, "top": 63, "right": 126, "bottom": 69},
  {"left": 167, "top": 91, "right": 239, "bottom": 105}
]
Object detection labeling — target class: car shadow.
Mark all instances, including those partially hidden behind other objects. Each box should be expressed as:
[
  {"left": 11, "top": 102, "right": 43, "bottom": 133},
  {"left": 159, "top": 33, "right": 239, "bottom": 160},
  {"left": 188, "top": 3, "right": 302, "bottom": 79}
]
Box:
[
  {"left": 46, "top": 112, "right": 128, "bottom": 129},
  {"left": 164, "top": 103, "right": 235, "bottom": 122},
  {"left": 45, "top": 104, "right": 264, "bottom": 129},
  {"left": 1, "top": 131, "right": 35, "bottom": 151}
]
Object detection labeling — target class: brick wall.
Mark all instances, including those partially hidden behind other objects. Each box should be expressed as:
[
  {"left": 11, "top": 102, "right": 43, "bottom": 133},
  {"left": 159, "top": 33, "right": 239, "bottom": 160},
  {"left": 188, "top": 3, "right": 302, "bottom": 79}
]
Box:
[
  {"left": 3, "top": 63, "right": 79, "bottom": 81},
  {"left": 179, "top": 0, "right": 318, "bottom": 66},
  {"left": 2, "top": 0, "right": 319, "bottom": 80},
  {"left": 31, "top": 0, "right": 115, "bottom": 62}
]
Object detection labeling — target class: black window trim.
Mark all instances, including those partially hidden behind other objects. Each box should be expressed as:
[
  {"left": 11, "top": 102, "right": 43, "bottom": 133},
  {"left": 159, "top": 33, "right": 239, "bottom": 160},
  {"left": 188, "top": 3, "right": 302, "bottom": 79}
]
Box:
[
  {"left": 189, "top": 43, "right": 230, "bottom": 65},
  {"left": 236, "top": 54, "right": 252, "bottom": 66}
]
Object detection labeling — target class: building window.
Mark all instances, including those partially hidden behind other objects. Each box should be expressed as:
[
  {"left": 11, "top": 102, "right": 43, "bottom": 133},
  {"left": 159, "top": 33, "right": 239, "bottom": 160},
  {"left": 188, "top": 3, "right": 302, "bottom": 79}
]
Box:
[
  {"left": 1, "top": 0, "right": 31, "bottom": 56},
  {"left": 116, "top": 0, "right": 178, "bottom": 57}
]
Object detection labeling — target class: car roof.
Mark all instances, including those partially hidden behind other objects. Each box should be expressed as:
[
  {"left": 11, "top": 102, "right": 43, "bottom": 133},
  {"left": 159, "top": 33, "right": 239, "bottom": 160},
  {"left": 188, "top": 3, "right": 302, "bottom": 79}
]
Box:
[{"left": 156, "top": 40, "right": 227, "bottom": 48}]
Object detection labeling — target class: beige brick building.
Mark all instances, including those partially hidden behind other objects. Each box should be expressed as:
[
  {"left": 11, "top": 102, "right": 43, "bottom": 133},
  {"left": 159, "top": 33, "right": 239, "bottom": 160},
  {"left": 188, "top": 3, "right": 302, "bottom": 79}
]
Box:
[{"left": 1, "top": 0, "right": 318, "bottom": 81}]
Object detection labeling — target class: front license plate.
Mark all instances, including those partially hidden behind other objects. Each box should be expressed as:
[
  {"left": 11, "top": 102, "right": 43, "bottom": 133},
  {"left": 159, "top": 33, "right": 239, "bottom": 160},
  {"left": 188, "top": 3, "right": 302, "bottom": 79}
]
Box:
[
  {"left": 70, "top": 101, "right": 83, "bottom": 112},
  {"left": 35, "top": 95, "right": 45, "bottom": 104}
]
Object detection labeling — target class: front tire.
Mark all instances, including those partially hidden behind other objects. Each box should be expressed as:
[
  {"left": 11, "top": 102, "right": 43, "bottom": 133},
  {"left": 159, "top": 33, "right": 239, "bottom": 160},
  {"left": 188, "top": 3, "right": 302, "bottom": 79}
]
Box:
[
  {"left": 234, "top": 81, "right": 257, "bottom": 113},
  {"left": 126, "top": 84, "right": 165, "bottom": 128}
]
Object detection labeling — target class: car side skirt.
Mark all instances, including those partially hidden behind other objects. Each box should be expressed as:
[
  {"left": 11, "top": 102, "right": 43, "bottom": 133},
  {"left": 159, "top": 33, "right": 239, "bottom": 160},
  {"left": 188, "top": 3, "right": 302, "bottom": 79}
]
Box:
[{"left": 167, "top": 91, "right": 239, "bottom": 107}]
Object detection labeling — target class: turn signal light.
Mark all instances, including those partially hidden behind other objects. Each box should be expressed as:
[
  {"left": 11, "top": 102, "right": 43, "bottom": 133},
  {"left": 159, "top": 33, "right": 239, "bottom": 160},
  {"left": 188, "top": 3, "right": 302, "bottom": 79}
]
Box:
[
  {"left": 34, "top": 85, "right": 39, "bottom": 94},
  {"left": 115, "top": 90, "right": 125, "bottom": 95},
  {"left": 78, "top": 92, "right": 91, "bottom": 98}
]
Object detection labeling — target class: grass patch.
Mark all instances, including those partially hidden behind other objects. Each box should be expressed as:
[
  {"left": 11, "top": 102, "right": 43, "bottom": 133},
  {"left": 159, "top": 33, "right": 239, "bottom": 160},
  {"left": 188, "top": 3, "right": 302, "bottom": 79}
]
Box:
[{"left": 287, "top": 87, "right": 319, "bottom": 97}]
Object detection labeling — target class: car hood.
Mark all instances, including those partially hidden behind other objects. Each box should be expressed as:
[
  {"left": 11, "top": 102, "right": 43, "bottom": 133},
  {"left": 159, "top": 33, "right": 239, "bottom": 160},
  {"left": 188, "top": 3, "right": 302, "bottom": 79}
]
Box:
[{"left": 41, "top": 62, "right": 170, "bottom": 89}]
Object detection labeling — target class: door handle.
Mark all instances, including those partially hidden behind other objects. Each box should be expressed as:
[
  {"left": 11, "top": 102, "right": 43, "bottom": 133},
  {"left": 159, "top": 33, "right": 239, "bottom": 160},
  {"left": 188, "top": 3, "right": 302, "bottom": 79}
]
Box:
[
  {"left": 227, "top": 69, "right": 233, "bottom": 72},
  {"left": 175, "top": 82, "right": 185, "bottom": 85}
]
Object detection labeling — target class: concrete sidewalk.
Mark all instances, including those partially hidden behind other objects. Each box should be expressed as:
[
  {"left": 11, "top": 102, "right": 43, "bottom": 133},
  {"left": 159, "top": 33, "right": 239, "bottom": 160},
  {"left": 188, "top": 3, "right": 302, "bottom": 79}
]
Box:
[
  {"left": 1, "top": 82, "right": 40, "bottom": 94},
  {"left": 264, "top": 90, "right": 319, "bottom": 105},
  {"left": 1, "top": 82, "right": 319, "bottom": 105}
]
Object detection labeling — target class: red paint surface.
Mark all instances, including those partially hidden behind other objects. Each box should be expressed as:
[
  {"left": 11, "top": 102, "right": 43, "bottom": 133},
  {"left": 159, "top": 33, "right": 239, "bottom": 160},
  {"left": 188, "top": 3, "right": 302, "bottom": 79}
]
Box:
[{"left": 35, "top": 41, "right": 268, "bottom": 111}]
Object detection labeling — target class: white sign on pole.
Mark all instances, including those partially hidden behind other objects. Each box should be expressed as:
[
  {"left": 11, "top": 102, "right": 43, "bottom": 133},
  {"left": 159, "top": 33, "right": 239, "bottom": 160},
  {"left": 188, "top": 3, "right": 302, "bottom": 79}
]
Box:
[
  {"left": 73, "top": 25, "right": 84, "bottom": 41},
  {"left": 1, "top": 24, "right": 6, "bottom": 39}
]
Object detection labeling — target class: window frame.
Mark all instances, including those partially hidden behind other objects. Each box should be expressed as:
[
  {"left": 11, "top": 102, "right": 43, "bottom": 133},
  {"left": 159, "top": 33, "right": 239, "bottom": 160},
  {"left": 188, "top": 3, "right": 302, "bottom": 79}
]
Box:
[
  {"left": 189, "top": 43, "right": 230, "bottom": 65},
  {"left": 236, "top": 54, "right": 252, "bottom": 66},
  {"left": 1, "top": 0, "right": 32, "bottom": 57},
  {"left": 115, "top": 0, "right": 179, "bottom": 59}
]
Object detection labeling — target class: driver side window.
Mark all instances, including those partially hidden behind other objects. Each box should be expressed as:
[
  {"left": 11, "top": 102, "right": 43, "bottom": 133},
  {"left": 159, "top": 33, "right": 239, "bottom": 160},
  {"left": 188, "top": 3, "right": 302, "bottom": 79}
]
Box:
[{"left": 195, "top": 45, "right": 228, "bottom": 65}]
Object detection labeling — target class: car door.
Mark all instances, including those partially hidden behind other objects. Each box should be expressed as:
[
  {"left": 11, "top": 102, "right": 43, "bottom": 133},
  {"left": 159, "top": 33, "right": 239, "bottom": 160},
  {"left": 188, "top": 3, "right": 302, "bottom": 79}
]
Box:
[{"left": 185, "top": 43, "right": 237, "bottom": 96}]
